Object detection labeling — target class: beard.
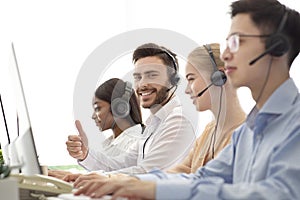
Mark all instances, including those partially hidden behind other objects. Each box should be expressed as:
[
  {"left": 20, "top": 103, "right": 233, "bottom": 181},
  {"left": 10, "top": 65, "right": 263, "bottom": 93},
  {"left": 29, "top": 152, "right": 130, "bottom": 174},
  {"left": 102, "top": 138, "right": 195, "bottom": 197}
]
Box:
[
  {"left": 153, "top": 86, "right": 170, "bottom": 105},
  {"left": 141, "top": 86, "right": 170, "bottom": 109}
]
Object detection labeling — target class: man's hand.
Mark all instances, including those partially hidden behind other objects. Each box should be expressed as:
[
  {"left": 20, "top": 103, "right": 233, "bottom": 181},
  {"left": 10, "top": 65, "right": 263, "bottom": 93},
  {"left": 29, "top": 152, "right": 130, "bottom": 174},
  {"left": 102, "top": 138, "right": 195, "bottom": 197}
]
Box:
[
  {"left": 62, "top": 173, "right": 82, "bottom": 182},
  {"left": 66, "top": 120, "right": 89, "bottom": 160},
  {"left": 74, "top": 175, "right": 155, "bottom": 200},
  {"left": 48, "top": 170, "right": 72, "bottom": 180},
  {"left": 72, "top": 173, "right": 108, "bottom": 188}
]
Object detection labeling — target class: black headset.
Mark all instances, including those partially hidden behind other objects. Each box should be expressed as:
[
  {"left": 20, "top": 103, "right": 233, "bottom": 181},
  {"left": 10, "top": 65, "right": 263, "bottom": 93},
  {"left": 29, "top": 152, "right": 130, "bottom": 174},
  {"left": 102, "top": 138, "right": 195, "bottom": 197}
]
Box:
[
  {"left": 249, "top": 10, "right": 290, "bottom": 65},
  {"left": 266, "top": 11, "right": 290, "bottom": 57},
  {"left": 202, "top": 44, "right": 227, "bottom": 159},
  {"left": 203, "top": 44, "right": 227, "bottom": 86},
  {"left": 265, "top": 11, "right": 290, "bottom": 57},
  {"left": 157, "top": 49, "right": 180, "bottom": 87},
  {"left": 111, "top": 81, "right": 133, "bottom": 119}
]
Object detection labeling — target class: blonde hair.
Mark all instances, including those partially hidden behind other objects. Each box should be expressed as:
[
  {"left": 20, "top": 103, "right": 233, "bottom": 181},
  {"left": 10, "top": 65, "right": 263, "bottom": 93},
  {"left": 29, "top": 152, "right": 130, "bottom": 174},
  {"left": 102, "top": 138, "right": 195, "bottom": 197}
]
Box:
[{"left": 187, "top": 43, "right": 224, "bottom": 75}]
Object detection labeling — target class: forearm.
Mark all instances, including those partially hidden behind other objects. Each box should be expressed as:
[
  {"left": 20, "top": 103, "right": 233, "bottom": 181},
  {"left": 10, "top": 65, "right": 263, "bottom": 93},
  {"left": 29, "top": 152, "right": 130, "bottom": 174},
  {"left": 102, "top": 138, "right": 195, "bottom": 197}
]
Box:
[{"left": 78, "top": 149, "right": 137, "bottom": 172}]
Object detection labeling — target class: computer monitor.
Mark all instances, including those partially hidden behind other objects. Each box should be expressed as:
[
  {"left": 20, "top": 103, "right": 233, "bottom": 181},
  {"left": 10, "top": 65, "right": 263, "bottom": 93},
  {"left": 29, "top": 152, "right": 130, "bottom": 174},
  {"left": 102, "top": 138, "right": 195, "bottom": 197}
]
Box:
[
  {"left": 0, "top": 93, "right": 20, "bottom": 173},
  {"left": 14, "top": 128, "right": 41, "bottom": 175},
  {"left": 8, "top": 43, "right": 42, "bottom": 175}
]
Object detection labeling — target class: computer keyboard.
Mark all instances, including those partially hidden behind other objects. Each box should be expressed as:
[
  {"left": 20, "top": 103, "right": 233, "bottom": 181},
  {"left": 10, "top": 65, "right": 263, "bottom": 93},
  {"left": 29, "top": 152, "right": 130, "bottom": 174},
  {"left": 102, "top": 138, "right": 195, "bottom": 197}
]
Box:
[{"left": 57, "top": 193, "right": 113, "bottom": 200}]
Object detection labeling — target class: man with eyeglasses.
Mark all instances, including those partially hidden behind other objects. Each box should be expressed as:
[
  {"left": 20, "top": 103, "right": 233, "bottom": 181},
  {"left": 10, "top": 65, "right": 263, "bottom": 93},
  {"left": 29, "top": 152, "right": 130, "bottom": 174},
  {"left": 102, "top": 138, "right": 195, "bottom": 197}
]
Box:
[{"left": 73, "top": 0, "right": 300, "bottom": 199}]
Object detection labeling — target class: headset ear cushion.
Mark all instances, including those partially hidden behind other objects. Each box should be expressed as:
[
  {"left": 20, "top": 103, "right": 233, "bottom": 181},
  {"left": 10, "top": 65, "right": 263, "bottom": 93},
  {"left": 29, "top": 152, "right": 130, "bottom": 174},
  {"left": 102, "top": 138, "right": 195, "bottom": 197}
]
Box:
[
  {"left": 170, "top": 73, "right": 180, "bottom": 86},
  {"left": 111, "top": 98, "right": 131, "bottom": 119},
  {"left": 111, "top": 81, "right": 132, "bottom": 119},
  {"left": 211, "top": 70, "right": 227, "bottom": 86},
  {"left": 265, "top": 34, "right": 290, "bottom": 57}
]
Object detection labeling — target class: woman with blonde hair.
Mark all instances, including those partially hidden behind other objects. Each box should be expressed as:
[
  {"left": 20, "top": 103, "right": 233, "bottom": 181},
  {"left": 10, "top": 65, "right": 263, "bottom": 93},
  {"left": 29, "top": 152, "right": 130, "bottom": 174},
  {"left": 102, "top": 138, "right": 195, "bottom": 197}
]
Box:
[{"left": 168, "top": 43, "right": 246, "bottom": 173}]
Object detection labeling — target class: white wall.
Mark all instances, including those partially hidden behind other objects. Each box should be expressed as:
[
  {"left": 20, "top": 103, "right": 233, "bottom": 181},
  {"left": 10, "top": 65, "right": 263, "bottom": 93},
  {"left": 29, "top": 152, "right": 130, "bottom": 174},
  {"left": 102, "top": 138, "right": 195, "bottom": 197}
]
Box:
[{"left": 0, "top": 0, "right": 299, "bottom": 166}]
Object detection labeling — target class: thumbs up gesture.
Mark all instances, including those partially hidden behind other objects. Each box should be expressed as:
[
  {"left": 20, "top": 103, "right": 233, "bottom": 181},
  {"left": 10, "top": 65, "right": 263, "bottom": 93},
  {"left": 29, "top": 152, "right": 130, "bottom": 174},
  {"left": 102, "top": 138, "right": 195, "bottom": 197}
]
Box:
[{"left": 66, "top": 120, "right": 89, "bottom": 160}]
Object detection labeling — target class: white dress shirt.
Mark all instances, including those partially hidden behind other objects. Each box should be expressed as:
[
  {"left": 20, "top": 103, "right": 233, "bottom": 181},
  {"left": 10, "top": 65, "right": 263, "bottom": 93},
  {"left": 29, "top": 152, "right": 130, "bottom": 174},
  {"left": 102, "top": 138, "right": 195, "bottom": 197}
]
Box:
[
  {"left": 78, "top": 124, "right": 143, "bottom": 171},
  {"left": 113, "top": 96, "right": 196, "bottom": 175}
]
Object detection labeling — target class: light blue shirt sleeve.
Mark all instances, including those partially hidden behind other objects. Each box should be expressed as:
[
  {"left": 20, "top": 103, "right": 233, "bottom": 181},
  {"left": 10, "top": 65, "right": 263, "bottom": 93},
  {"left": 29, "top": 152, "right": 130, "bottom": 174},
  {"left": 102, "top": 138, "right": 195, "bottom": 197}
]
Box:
[
  {"left": 139, "top": 79, "right": 300, "bottom": 200},
  {"left": 154, "top": 120, "right": 300, "bottom": 199},
  {"left": 137, "top": 142, "right": 235, "bottom": 199}
]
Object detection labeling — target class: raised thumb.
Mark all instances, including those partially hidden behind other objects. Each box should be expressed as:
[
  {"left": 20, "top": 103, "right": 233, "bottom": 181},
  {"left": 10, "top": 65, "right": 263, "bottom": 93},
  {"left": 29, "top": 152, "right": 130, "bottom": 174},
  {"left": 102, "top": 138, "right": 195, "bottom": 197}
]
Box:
[{"left": 75, "top": 120, "right": 88, "bottom": 147}]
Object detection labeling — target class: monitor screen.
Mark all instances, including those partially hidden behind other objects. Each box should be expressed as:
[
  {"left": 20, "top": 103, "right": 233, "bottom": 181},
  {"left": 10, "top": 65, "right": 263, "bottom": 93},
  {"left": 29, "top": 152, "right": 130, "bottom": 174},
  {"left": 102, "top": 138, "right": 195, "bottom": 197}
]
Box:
[{"left": 8, "top": 43, "right": 41, "bottom": 175}]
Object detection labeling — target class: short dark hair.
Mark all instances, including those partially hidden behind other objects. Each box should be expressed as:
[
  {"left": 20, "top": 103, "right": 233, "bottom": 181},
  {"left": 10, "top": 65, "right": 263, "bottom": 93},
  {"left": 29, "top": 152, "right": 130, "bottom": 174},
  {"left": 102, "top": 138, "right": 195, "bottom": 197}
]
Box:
[
  {"left": 132, "top": 43, "right": 179, "bottom": 85},
  {"left": 230, "top": 0, "right": 300, "bottom": 67},
  {"left": 95, "top": 78, "right": 143, "bottom": 125}
]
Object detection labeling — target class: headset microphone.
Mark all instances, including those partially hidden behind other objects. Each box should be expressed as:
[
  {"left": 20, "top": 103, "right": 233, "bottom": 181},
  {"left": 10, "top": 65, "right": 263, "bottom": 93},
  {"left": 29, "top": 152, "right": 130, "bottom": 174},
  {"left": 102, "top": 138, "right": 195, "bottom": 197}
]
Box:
[
  {"left": 197, "top": 83, "right": 213, "bottom": 97},
  {"left": 166, "top": 85, "right": 175, "bottom": 92},
  {"left": 249, "top": 38, "right": 289, "bottom": 65},
  {"left": 197, "top": 44, "right": 228, "bottom": 97},
  {"left": 249, "top": 11, "right": 289, "bottom": 66}
]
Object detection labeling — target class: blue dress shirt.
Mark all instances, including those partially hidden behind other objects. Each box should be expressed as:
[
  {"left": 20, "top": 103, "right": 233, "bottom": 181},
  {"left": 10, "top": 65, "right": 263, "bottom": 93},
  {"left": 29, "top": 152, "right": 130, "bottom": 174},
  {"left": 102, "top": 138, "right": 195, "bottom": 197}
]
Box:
[{"left": 137, "top": 78, "right": 300, "bottom": 200}]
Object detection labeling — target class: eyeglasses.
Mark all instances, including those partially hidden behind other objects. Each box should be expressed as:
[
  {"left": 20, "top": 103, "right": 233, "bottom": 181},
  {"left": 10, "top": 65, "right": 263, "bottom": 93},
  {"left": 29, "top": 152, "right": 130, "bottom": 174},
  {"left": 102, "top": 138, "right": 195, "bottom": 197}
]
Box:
[{"left": 226, "top": 33, "right": 271, "bottom": 53}]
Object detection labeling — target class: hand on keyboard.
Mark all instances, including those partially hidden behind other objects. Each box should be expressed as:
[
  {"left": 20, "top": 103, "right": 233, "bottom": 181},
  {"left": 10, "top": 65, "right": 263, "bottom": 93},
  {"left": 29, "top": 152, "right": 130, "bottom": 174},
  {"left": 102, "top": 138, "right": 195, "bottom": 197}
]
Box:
[{"left": 58, "top": 193, "right": 113, "bottom": 200}]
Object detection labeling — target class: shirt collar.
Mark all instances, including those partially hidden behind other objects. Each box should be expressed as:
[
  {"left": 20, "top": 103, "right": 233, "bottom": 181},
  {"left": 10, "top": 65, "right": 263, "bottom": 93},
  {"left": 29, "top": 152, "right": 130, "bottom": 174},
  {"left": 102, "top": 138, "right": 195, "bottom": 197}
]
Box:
[
  {"left": 110, "top": 124, "right": 144, "bottom": 145},
  {"left": 247, "top": 78, "right": 299, "bottom": 130},
  {"left": 145, "top": 96, "right": 181, "bottom": 126},
  {"left": 120, "top": 124, "right": 143, "bottom": 137},
  {"left": 260, "top": 78, "right": 299, "bottom": 114}
]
